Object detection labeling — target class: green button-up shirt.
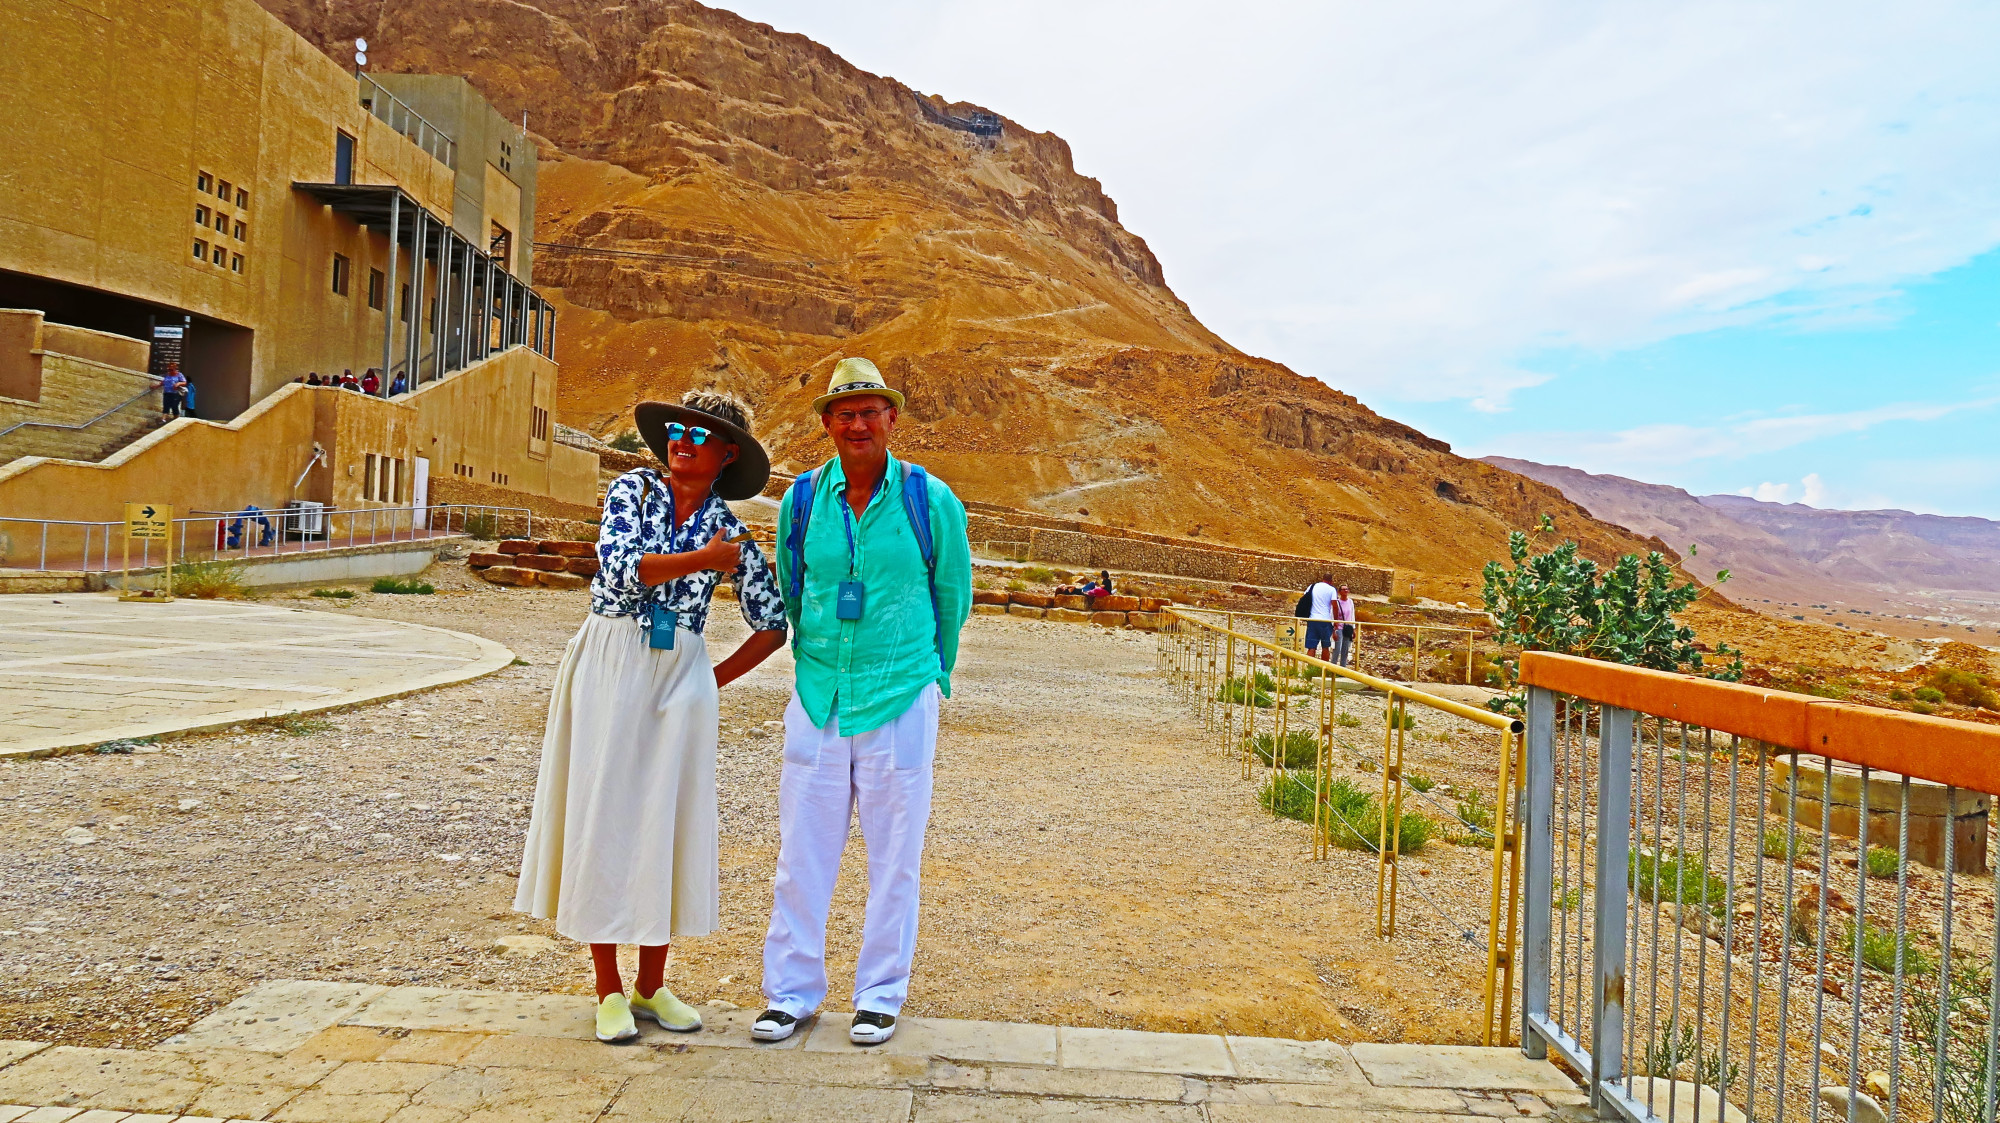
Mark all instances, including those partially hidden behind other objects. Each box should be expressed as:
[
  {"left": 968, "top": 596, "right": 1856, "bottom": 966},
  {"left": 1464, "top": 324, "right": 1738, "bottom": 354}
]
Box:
[{"left": 777, "top": 454, "right": 973, "bottom": 736}]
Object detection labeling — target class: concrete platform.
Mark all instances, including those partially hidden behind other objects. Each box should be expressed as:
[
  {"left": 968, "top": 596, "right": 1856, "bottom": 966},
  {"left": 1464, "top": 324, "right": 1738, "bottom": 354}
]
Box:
[
  {"left": 0, "top": 596, "right": 513, "bottom": 759},
  {"left": 0, "top": 981, "right": 1587, "bottom": 1122}
]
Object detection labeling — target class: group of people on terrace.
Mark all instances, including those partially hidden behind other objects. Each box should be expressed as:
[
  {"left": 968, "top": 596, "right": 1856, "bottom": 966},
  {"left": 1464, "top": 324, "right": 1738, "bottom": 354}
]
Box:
[
  {"left": 296, "top": 367, "right": 407, "bottom": 396},
  {"left": 514, "top": 356, "right": 974, "bottom": 1050}
]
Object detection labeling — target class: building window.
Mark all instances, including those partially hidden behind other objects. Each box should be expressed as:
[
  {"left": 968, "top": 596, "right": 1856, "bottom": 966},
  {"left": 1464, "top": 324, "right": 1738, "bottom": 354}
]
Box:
[
  {"left": 364, "top": 454, "right": 377, "bottom": 500},
  {"left": 367, "top": 269, "right": 385, "bottom": 310},
  {"left": 400, "top": 283, "right": 410, "bottom": 322},
  {"left": 489, "top": 221, "right": 512, "bottom": 266},
  {"left": 214, "top": 213, "right": 228, "bottom": 234},
  {"left": 531, "top": 405, "right": 549, "bottom": 441},
  {"left": 230, "top": 253, "right": 244, "bottom": 274},
  {"left": 193, "top": 239, "right": 207, "bottom": 260},
  {"left": 195, "top": 204, "right": 209, "bottom": 226},
  {"left": 196, "top": 171, "right": 213, "bottom": 193},
  {"left": 334, "top": 131, "right": 355, "bottom": 185},
  {"left": 232, "top": 220, "right": 245, "bottom": 241},
  {"left": 332, "top": 253, "right": 350, "bottom": 296},
  {"left": 217, "top": 178, "right": 232, "bottom": 200},
  {"left": 212, "top": 244, "right": 226, "bottom": 265},
  {"left": 236, "top": 188, "right": 249, "bottom": 209}
]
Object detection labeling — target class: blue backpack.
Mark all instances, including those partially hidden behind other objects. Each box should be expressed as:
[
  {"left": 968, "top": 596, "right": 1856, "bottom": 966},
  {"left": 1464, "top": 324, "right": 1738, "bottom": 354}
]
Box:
[{"left": 784, "top": 462, "right": 942, "bottom": 659}]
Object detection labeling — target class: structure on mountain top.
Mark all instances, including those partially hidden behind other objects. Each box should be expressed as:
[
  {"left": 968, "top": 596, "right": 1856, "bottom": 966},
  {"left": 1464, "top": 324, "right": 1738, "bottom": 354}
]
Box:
[
  {"left": 915, "top": 95, "right": 1003, "bottom": 137},
  {"left": 0, "top": 0, "right": 596, "bottom": 526}
]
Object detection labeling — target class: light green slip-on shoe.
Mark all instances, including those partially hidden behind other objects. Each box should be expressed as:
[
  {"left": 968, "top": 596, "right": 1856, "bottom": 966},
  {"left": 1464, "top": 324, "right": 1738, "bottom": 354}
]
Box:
[
  {"left": 596, "top": 992, "right": 640, "bottom": 1044},
  {"left": 631, "top": 986, "right": 704, "bottom": 1032}
]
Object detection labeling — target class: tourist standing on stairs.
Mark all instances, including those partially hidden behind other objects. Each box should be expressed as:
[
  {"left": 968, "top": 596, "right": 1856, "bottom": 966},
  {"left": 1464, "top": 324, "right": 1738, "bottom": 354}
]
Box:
[
  {"left": 514, "top": 388, "right": 790, "bottom": 1045},
  {"left": 752, "top": 357, "right": 973, "bottom": 1047},
  {"left": 1302, "top": 572, "right": 1337, "bottom": 662},
  {"left": 159, "top": 363, "right": 187, "bottom": 419}
]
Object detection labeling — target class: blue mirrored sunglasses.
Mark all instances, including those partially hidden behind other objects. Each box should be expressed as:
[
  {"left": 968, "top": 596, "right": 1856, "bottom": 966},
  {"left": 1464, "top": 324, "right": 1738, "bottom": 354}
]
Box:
[{"left": 663, "top": 423, "right": 712, "bottom": 445}]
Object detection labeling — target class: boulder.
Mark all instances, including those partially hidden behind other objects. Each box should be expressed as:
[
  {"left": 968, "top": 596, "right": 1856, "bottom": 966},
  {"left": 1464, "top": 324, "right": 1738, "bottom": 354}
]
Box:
[
  {"left": 972, "top": 604, "right": 1009, "bottom": 616},
  {"left": 517, "top": 554, "right": 569, "bottom": 572},
  {"left": 1100, "top": 595, "right": 1141, "bottom": 611},
  {"left": 564, "top": 557, "right": 600, "bottom": 576},
  {"left": 538, "top": 571, "right": 591, "bottom": 591},
  {"left": 1048, "top": 608, "right": 1090, "bottom": 623},
  {"left": 1091, "top": 611, "right": 1129, "bottom": 627},
  {"left": 1126, "top": 612, "right": 1164, "bottom": 631},
  {"left": 1009, "top": 591, "right": 1054, "bottom": 608},
  {"left": 972, "top": 590, "right": 1010, "bottom": 606},
  {"left": 479, "top": 566, "right": 540, "bottom": 586},
  {"left": 1054, "top": 595, "right": 1090, "bottom": 611},
  {"left": 538, "top": 539, "right": 596, "bottom": 557},
  {"left": 1138, "top": 597, "right": 1166, "bottom": 612},
  {"left": 466, "top": 552, "right": 509, "bottom": 568},
  {"left": 498, "top": 540, "right": 537, "bottom": 554},
  {"left": 1006, "top": 604, "right": 1045, "bottom": 619},
  {"left": 491, "top": 934, "right": 557, "bottom": 958}
]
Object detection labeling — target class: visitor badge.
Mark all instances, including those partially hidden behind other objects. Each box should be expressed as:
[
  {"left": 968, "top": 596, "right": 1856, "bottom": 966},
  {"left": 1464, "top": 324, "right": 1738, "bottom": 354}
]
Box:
[
  {"left": 836, "top": 579, "right": 865, "bottom": 621},
  {"left": 648, "top": 604, "right": 678, "bottom": 650}
]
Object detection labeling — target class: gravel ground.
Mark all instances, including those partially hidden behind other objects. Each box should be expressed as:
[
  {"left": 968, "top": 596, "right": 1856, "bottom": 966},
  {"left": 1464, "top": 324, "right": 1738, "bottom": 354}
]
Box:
[{"left": 0, "top": 558, "right": 1513, "bottom": 1050}]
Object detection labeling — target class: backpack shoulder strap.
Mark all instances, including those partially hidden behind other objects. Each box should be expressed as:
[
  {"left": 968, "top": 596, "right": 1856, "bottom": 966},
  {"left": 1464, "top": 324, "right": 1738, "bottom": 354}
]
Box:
[
  {"left": 784, "top": 469, "right": 818, "bottom": 604},
  {"left": 900, "top": 463, "right": 943, "bottom": 661}
]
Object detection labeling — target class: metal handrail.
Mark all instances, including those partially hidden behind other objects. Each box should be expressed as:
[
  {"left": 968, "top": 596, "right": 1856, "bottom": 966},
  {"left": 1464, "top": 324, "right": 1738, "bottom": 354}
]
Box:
[
  {"left": 0, "top": 379, "right": 162, "bottom": 443},
  {"left": 1157, "top": 607, "right": 1526, "bottom": 1049},
  {"left": 356, "top": 75, "right": 457, "bottom": 169},
  {"left": 1180, "top": 606, "right": 1486, "bottom": 686}
]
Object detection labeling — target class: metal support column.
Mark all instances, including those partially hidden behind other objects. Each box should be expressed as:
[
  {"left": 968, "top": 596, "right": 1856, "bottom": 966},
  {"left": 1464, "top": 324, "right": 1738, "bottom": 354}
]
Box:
[
  {"left": 1590, "top": 705, "right": 1634, "bottom": 1118},
  {"left": 457, "top": 238, "right": 473, "bottom": 372},
  {"left": 379, "top": 193, "right": 401, "bottom": 391},
  {"left": 406, "top": 210, "right": 428, "bottom": 384},
  {"left": 1520, "top": 686, "right": 1556, "bottom": 1060},
  {"left": 429, "top": 228, "right": 451, "bottom": 383}
]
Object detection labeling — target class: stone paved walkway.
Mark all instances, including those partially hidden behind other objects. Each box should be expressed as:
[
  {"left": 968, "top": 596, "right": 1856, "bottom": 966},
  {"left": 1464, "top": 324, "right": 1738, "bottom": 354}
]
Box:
[
  {"left": 0, "top": 596, "right": 513, "bottom": 759},
  {"left": 0, "top": 980, "right": 1588, "bottom": 1121}
]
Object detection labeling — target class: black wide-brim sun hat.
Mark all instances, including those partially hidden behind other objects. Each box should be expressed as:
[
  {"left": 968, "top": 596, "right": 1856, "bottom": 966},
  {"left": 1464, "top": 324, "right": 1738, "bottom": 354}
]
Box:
[{"left": 633, "top": 400, "right": 771, "bottom": 501}]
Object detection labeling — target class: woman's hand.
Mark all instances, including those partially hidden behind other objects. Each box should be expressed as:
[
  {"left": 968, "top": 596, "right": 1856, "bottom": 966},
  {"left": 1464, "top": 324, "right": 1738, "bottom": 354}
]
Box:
[
  {"left": 714, "top": 629, "right": 788, "bottom": 690},
  {"left": 692, "top": 530, "right": 746, "bottom": 573},
  {"left": 635, "top": 531, "right": 745, "bottom": 586}
]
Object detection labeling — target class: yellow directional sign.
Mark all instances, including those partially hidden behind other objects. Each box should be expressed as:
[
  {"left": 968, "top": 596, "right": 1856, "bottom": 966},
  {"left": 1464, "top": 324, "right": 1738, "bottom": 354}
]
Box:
[{"left": 125, "top": 502, "right": 173, "bottom": 540}]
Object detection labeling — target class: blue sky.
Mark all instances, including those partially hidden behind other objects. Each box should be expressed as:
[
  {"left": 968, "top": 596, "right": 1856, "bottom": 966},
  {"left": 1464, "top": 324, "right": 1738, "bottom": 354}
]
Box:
[{"left": 718, "top": 2, "right": 2000, "bottom": 517}]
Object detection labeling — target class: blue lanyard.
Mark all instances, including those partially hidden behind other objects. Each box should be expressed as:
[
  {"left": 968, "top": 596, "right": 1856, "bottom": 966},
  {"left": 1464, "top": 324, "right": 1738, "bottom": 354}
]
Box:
[{"left": 836, "top": 468, "right": 888, "bottom": 577}]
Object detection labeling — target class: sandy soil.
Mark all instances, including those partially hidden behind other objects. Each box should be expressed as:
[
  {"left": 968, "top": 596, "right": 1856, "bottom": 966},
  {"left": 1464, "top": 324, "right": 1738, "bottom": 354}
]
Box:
[{"left": 0, "top": 560, "right": 1514, "bottom": 1051}]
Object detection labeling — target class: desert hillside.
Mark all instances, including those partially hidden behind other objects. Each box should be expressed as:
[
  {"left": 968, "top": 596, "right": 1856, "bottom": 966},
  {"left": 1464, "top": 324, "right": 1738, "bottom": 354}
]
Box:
[{"left": 258, "top": 0, "right": 1672, "bottom": 579}]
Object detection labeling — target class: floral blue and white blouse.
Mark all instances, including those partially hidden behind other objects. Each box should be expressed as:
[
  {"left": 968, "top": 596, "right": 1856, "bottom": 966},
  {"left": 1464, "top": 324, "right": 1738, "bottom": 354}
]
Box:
[{"left": 591, "top": 468, "right": 789, "bottom": 636}]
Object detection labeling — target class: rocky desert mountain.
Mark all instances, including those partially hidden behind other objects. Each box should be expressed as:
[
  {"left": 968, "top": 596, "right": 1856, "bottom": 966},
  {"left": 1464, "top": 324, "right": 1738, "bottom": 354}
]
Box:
[{"left": 264, "top": 0, "right": 1668, "bottom": 578}]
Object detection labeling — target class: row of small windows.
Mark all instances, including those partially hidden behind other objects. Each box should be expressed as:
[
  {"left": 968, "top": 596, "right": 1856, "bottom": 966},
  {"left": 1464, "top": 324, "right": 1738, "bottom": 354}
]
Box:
[
  {"left": 364, "top": 454, "right": 408, "bottom": 504},
  {"left": 331, "top": 254, "right": 393, "bottom": 312},
  {"left": 194, "top": 171, "right": 250, "bottom": 210},
  {"left": 192, "top": 239, "right": 244, "bottom": 273},
  {"left": 530, "top": 405, "right": 550, "bottom": 442},
  {"left": 195, "top": 204, "right": 246, "bottom": 242}
]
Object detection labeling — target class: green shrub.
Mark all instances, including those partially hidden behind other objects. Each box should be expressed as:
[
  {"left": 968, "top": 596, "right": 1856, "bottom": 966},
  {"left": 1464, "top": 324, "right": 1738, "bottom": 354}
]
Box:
[
  {"left": 1762, "top": 828, "right": 1800, "bottom": 862},
  {"left": 1927, "top": 668, "right": 1999, "bottom": 709},
  {"left": 1852, "top": 919, "right": 1936, "bottom": 976},
  {"left": 1889, "top": 688, "right": 1911, "bottom": 702},
  {"left": 1865, "top": 846, "right": 1901, "bottom": 879},
  {"left": 461, "top": 513, "right": 501, "bottom": 539},
  {"left": 277, "top": 715, "right": 334, "bottom": 736},
  {"left": 1406, "top": 772, "right": 1436, "bottom": 793},
  {"left": 310, "top": 588, "right": 355, "bottom": 599},
  {"left": 607, "top": 429, "right": 644, "bottom": 453},
  {"left": 1915, "top": 686, "right": 1947, "bottom": 705},
  {"left": 371, "top": 577, "right": 435, "bottom": 595},
  {"left": 1447, "top": 789, "right": 1495, "bottom": 846},
  {"left": 1642, "top": 1014, "right": 1738, "bottom": 1092},
  {"left": 1259, "top": 773, "right": 1434, "bottom": 855},
  {"left": 1251, "top": 729, "right": 1321, "bottom": 769},
  {"left": 1387, "top": 594, "right": 1417, "bottom": 606},
  {"left": 1021, "top": 565, "right": 1055, "bottom": 584},
  {"left": 1218, "top": 676, "right": 1275, "bottom": 708},
  {"left": 1630, "top": 847, "right": 1727, "bottom": 917},
  {"left": 171, "top": 557, "right": 249, "bottom": 599},
  {"left": 1006, "top": 579, "right": 1026, "bottom": 592},
  {"left": 1334, "top": 712, "right": 1363, "bottom": 728},
  {"left": 1331, "top": 799, "right": 1436, "bottom": 854},
  {"left": 1258, "top": 769, "right": 1326, "bottom": 822}
]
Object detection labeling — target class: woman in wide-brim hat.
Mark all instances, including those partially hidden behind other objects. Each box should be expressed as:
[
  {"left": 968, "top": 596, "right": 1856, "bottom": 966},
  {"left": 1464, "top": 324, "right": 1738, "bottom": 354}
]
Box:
[{"left": 514, "top": 388, "right": 790, "bottom": 1045}]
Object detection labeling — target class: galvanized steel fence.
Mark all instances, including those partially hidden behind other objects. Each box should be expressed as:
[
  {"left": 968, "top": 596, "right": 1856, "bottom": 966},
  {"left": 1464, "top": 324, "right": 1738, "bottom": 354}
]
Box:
[{"left": 1518, "top": 652, "right": 2000, "bottom": 1123}]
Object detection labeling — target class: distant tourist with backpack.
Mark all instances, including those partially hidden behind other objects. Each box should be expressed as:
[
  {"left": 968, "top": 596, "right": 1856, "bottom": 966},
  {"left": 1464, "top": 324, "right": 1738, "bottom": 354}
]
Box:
[
  {"left": 514, "top": 388, "right": 789, "bottom": 1045},
  {"left": 1333, "top": 583, "right": 1357, "bottom": 667},
  {"left": 1299, "top": 572, "right": 1337, "bottom": 661},
  {"left": 752, "top": 356, "right": 972, "bottom": 1048}
]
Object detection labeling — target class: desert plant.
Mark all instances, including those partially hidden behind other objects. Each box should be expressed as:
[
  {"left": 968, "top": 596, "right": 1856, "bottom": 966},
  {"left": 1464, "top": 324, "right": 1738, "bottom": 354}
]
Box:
[
  {"left": 1251, "top": 729, "right": 1322, "bottom": 769},
  {"left": 1629, "top": 846, "right": 1728, "bottom": 917},
  {"left": 1865, "top": 846, "right": 1902, "bottom": 879},
  {"left": 1218, "top": 676, "right": 1275, "bottom": 708},
  {"left": 1914, "top": 685, "right": 1947, "bottom": 705},
  {"left": 1447, "top": 789, "right": 1495, "bottom": 845},
  {"left": 310, "top": 588, "right": 355, "bottom": 599},
  {"left": 371, "top": 577, "right": 435, "bottom": 595},
  {"left": 1406, "top": 772, "right": 1437, "bottom": 793},
  {"left": 1851, "top": 918, "right": 1936, "bottom": 976},
  {"left": 1387, "top": 594, "right": 1417, "bottom": 606},
  {"left": 1762, "top": 828, "right": 1801, "bottom": 862},
  {"left": 1889, "top": 688, "right": 1911, "bottom": 702},
  {"left": 1642, "top": 1014, "right": 1739, "bottom": 1093},
  {"left": 1258, "top": 769, "right": 1327, "bottom": 822},
  {"left": 1330, "top": 799, "right": 1436, "bottom": 854},
  {"left": 607, "top": 429, "right": 644, "bottom": 453},
  {"left": 171, "top": 557, "right": 248, "bottom": 599},
  {"left": 1926, "top": 668, "right": 1998, "bottom": 709},
  {"left": 1006, "top": 579, "right": 1026, "bottom": 592},
  {"left": 461, "top": 512, "right": 502, "bottom": 539},
  {"left": 1480, "top": 517, "right": 1742, "bottom": 714},
  {"left": 1021, "top": 565, "right": 1056, "bottom": 584},
  {"left": 277, "top": 715, "right": 335, "bottom": 737},
  {"left": 1334, "top": 712, "right": 1363, "bottom": 729},
  {"left": 1905, "top": 978, "right": 1992, "bottom": 1122}
]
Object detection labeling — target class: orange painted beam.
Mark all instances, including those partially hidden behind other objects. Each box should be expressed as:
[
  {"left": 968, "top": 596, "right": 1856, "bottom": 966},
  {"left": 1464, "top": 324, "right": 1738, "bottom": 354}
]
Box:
[{"left": 1519, "top": 651, "right": 2000, "bottom": 796}]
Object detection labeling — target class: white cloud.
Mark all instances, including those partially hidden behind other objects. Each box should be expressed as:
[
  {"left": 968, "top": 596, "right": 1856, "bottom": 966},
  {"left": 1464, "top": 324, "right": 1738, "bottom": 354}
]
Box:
[
  {"left": 1743, "top": 473, "right": 1829, "bottom": 506},
  {"left": 726, "top": 0, "right": 2000, "bottom": 408}
]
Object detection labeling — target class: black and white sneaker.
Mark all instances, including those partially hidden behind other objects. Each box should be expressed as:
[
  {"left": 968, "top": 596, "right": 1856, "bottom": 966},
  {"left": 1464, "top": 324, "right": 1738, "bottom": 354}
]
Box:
[
  {"left": 750, "top": 1008, "right": 800, "bottom": 1042},
  {"left": 849, "top": 1010, "right": 897, "bottom": 1045}
]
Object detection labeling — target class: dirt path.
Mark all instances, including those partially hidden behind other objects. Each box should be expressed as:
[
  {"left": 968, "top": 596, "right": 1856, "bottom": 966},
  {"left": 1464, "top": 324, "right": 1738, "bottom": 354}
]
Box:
[{"left": 0, "top": 567, "right": 1502, "bottom": 1049}]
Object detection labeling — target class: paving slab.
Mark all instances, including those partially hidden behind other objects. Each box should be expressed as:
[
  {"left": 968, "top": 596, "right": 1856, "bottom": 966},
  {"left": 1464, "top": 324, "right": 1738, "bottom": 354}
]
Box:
[
  {"left": 1056, "top": 1028, "right": 1235, "bottom": 1077},
  {"left": 0, "top": 596, "right": 513, "bottom": 758},
  {"left": 608, "top": 1075, "right": 912, "bottom": 1121},
  {"left": 805, "top": 1013, "right": 1059, "bottom": 1066},
  {"left": 339, "top": 987, "right": 594, "bottom": 1040},
  {"left": 160, "top": 981, "right": 387, "bottom": 1054},
  {"left": 1223, "top": 1036, "right": 1367, "bottom": 1085},
  {"left": 1349, "top": 1044, "right": 1576, "bottom": 1091},
  {"left": 0, "top": 1045, "right": 49, "bottom": 1071},
  {"left": 1207, "top": 1108, "right": 1472, "bottom": 1123},
  {"left": 913, "top": 1092, "right": 1205, "bottom": 1121},
  {"left": 983, "top": 1067, "right": 1202, "bottom": 1103},
  {"left": 664, "top": 1007, "right": 809, "bottom": 1051}
]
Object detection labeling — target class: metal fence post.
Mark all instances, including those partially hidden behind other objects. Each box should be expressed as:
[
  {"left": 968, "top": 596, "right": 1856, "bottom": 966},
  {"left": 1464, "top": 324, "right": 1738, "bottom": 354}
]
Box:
[
  {"left": 1591, "top": 705, "right": 1634, "bottom": 1118},
  {"left": 1521, "top": 685, "right": 1556, "bottom": 1060}
]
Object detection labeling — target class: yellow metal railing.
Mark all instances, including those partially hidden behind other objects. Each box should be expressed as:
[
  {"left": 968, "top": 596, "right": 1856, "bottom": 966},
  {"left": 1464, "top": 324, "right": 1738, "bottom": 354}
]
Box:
[
  {"left": 1156, "top": 607, "right": 1526, "bottom": 1045},
  {"left": 1194, "top": 607, "right": 1484, "bottom": 685}
]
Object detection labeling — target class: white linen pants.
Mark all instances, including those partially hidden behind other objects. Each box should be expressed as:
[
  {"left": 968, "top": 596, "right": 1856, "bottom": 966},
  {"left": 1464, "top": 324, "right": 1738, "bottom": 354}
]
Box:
[{"left": 761, "top": 684, "right": 938, "bottom": 1018}]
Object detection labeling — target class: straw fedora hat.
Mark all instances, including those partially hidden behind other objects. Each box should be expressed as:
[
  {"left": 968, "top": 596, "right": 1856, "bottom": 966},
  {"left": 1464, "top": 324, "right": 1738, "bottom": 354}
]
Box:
[
  {"left": 811, "top": 356, "right": 905, "bottom": 414},
  {"left": 633, "top": 388, "right": 772, "bottom": 501}
]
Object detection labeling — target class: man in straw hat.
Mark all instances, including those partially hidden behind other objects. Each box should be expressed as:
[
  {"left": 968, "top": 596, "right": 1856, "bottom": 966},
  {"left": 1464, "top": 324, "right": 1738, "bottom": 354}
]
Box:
[{"left": 751, "top": 357, "right": 972, "bottom": 1047}]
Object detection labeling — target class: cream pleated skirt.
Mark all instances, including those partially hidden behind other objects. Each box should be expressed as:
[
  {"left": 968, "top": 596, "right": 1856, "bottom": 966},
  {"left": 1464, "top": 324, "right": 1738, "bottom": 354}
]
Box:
[{"left": 514, "top": 611, "right": 719, "bottom": 944}]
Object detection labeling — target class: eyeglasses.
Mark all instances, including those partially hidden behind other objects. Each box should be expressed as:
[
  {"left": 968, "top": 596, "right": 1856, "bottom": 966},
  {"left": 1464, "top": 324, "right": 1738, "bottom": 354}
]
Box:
[
  {"left": 664, "top": 423, "right": 712, "bottom": 445},
  {"left": 830, "top": 407, "right": 887, "bottom": 425}
]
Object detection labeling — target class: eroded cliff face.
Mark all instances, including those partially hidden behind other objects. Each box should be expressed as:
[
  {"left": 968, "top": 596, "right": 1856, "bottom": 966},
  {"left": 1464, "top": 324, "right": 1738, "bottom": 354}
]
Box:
[{"left": 264, "top": 0, "right": 1655, "bottom": 576}]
